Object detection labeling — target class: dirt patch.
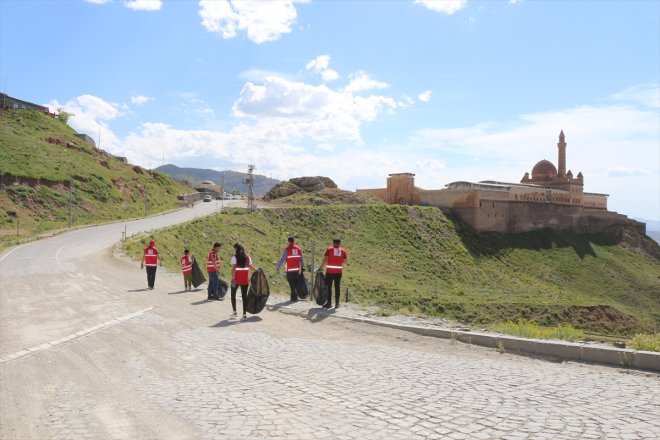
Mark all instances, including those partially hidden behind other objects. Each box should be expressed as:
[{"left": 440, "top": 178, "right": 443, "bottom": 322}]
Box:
[
  {"left": 464, "top": 302, "right": 640, "bottom": 336},
  {"left": 534, "top": 304, "right": 638, "bottom": 336}
]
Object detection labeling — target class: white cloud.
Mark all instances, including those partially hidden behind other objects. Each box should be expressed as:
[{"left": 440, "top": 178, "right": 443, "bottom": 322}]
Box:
[
  {"left": 240, "top": 69, "right": 291, "bottom": 82},
  {"left": 397, "top": 95, "right": 415, "bottom": 108},
  {"left": 306, "top": 55, "right": 330, "bottom": 72},
  {"left": 606, "top": 166, "right": 650, "bottom": 177},
  {"left": 321, "top": 69, "right": 339, "bottom": 82},
  {"left": 610, "top": 83, "right": 660, "bottom": 108},
  {"left": 124, "top": 0, "right": 162, "bottom": 11},
  {"left": 131, "top": 95, "right": 152, "bottom": 105},
  {"left": 344, "top": 71, "right": 390, "bottom": 93},
  {"left": 233, "top": 76, "right": 344, "bottom": 118},
  {"left": 231, "top": 75, "right": 398, "bottom": 142},
  {"left": 418, "top": 90, "right": 432, "bottom": 102},
  {"left": 46, "top": 95, "right": 123, "bottom": 153},
  {"left": 316, "top": 143, "right": 336, "bottom": 152},
  {"left": 84, "top": 0, "right": 111, "bottom": 4},
  {"left": 509, "top": 0, "right": 524, "bottom": 4},
  {"left": 306, "top": 55, "right": 339, "bottom": 82},
  {"left": 415, "top": 0, "right": 467, "bottom": 15},
  {"left": 198, "top": 0, "right": 302, "bottom": 44}
]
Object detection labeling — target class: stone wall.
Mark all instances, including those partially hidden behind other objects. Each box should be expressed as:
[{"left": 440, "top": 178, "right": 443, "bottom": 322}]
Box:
[{"left": 446, "top": 201, "right": 645, "bottom": 234}]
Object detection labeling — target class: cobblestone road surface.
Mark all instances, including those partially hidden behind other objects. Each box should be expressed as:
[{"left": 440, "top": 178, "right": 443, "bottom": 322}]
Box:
[{"left": 4, "top": 299, "right": 658, "bottom": 440}]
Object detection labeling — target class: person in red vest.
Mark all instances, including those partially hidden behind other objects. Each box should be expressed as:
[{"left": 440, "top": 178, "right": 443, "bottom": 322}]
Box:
[
  {"left": 276, "top": 236, "right": 306, "bottom": 302},
  {"left": 319, "top": 238, "right": 347, "bottom": 309},
  {"left": 180, "top": 248, "right": 194, "bottom": 292},
  {"left": 231, "top": 243, "right": 256, "bottom": 320},
  {"left": 140, "top": 239, "right": 162, "bottom": 290},
  {"left": 206, "top": 242, "right": 222, "bottom": 300}
]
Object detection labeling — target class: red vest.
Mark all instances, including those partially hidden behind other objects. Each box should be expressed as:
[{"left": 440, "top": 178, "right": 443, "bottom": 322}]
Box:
[
  {"left": 207, "top": 249, "right": 219, "bottom": 272},
  {"left": 180, "top": 255, "right": 193, "bottom": 275},
  {"left": 234, "top": 255, "right": 252, "bottom": 285},
  {"left": 325, "top": 246, "right": 346, "bottom": 274},
  {"left": 144, "top": 246, "right": 159, "bottom": 267},
  {"left": 285, "top": 244, "right": 302, "bottom": 272}
]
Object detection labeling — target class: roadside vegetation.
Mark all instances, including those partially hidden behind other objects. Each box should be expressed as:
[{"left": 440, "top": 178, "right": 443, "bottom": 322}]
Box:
[
  {"left": 123, "top": 205, "right": 660, "bottom": 338},
  {"left": 628, "top": 334, "right": 660, "bottom": 352},
  {"left": 0, "top": 109, "right": 189, "bottom": 250},
  {"left": 489, "top": 320, "right": 584, "bottom": 342}
]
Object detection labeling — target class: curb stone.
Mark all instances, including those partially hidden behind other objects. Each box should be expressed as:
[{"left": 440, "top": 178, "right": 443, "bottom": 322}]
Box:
[{"left": 276, "top": 306, "right": 660, "bottom": 373}]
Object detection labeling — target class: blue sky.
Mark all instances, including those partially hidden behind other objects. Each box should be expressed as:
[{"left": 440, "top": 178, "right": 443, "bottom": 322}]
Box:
[{"left": 1, "top": 0, "right": 659, "bottom": 221}]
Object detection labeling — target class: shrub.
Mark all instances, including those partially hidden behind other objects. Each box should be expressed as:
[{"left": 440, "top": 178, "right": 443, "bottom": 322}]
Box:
[{"left": 628, "top": 334, "right": 660, "bottom": 352}]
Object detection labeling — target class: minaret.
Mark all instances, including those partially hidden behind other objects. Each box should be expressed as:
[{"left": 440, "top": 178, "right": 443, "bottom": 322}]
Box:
[{"left": 557, "top": 130, "right": 566, "bottom": 178}]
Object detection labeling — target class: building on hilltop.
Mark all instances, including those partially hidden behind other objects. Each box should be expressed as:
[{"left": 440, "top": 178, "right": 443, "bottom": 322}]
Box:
[
  {"left": 1, "top": 93, "right": 50, "bottom": 114},
  {"left": 356, "top": 131, "right": 645, "bottom": 235}
]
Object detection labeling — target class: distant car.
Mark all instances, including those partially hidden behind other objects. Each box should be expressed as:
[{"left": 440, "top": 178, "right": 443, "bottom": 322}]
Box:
[{"left": 203, "top": 195, "right": 212, "bottom": 202}]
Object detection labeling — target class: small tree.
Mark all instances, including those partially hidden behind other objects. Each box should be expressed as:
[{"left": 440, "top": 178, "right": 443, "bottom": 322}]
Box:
[{"left": 57, "top": 108, "right": 73, "bottom": 124}]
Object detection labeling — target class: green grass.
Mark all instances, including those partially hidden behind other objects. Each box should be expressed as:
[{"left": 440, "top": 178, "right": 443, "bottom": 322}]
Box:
[
  {"left": 628, "top": 334, "right": 660, "bottom": 352},
  {"left": 0, "top": 109, "right": 190, "bottom": 249},
  {"left": 123, "top": 205, "right": 660, "bottom": 336},
  {"left": 489, "top": 320, "right": 585, "bottom": 342}
]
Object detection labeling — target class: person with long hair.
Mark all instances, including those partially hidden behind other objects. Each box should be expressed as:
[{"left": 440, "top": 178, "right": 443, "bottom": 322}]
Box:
[{"left": 230, "top": 243, "right": 256, "bottom": 320}]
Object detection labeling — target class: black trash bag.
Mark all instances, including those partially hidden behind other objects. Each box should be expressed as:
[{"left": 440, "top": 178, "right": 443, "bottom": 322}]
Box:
[
  {"left": 312, "top": 271, "right": 328, "bottom": 306},
  {"left": 191, "top": 259, "right": 206, "bottom": 288},
  {"left": 217, "top": 278, "right": 228, "bottom": 299},
  {"left": 246, "top": 268, "right": 270, "bottom": 314},
  {"left": 295, "top": 269, "right": 310, "bottom": 299}
]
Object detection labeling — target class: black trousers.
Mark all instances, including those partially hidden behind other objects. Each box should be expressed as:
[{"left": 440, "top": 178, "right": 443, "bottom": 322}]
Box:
[
  {"left": 231, "top": 284, "right": 248, "bottom": 314},
  {"left": 286, "top": 271, "right": 300, "bottom": 300},
  {"left": 146, "top": 266, "right": 157, "bottom": 288},
  {"left": 325, "top": 273, "right": 342, "bottom": 306}
]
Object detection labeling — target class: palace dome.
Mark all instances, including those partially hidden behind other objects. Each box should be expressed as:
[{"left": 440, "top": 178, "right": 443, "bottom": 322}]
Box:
[{"left": 531, "top": 160, "right": 557, "bottom": 179}]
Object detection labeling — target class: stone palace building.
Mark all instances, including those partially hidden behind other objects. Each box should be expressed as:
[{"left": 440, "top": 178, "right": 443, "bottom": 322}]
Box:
[{"left": 356, "top": 131, "right": 645, "bottom": 234}]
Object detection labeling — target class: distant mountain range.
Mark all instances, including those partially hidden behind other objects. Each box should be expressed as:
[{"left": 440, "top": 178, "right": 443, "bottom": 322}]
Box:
[{"left": 156, "top": 164, "right": 280, "bottom": 197}]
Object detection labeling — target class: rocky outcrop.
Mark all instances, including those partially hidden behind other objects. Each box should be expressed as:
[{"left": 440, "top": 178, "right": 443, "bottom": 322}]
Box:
[{"left": 264, "top": 176, "right": 338, "bottom": 200}]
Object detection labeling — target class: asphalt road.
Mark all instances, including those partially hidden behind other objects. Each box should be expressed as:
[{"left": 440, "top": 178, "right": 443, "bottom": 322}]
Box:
[{"left": 1, "top": 202, "right": 659, "bottom": 439}]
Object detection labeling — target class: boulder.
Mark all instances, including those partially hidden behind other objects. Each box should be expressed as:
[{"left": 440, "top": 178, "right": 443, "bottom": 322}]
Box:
[
  {"left": 289, "top": 176, "right": 337, "bottom": 192},
  {"left": 264, "top": 181, "right": 299, "bottom": 199}
]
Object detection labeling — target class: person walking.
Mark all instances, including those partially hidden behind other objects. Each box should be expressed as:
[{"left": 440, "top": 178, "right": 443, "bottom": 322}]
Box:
[
  {"left": 231, "top": 243, "right": 256, "bottom": 320},
  {"left": 141, "top": 239, "right": 162, "bottom": 290},
  {"left": 180, "top": 248, "right": 194, "bottom": 291},
  {"left": 206, "top": 242, "right": 222, "bottom": 300},
  {"left": 319, "top": 238, "right": 347, "bottom": 309},
  {"left": 276, "top": 236, "right": 305, "bottom": 302}
]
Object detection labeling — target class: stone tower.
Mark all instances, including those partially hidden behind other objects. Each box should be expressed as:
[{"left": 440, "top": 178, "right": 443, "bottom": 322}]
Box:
[{"left": 557, "top": 130, "right": 566, "bottom": 178}]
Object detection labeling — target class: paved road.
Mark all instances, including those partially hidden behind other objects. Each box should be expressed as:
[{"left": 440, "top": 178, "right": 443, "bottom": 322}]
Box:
[{"left": 1, "top": 203, "right": 659, "bottom": 439}]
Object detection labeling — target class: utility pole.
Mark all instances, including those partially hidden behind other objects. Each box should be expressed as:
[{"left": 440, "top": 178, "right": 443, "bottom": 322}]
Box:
[
  {"left": 68, "top": 168, "right": 74, "bottom": 228},
  {"left": 221, "top": 172, "right": 225, "bottom": 211},
  {"left": 246, "top": 164, "right": 256, "bottom": 211}
]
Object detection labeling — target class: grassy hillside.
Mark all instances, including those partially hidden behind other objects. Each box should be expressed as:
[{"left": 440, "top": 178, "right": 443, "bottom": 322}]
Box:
[
  {"left": 0, "top": 109, "right": 189, "bottom": 248},
  {"left": 124, "top": 205, "right": 660, "bottom": 337}
]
